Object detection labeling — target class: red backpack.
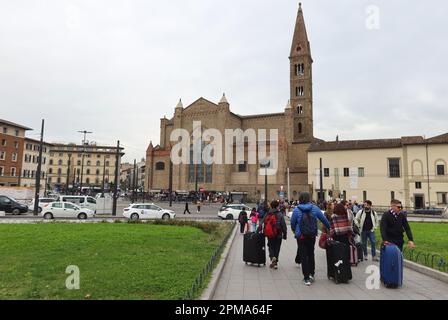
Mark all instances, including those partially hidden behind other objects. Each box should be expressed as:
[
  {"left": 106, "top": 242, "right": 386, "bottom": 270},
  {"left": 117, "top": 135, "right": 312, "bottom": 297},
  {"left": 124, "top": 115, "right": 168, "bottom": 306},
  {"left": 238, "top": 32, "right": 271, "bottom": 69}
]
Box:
[{"left": 264, "top": 212, "right": 279, "bottom": 238}]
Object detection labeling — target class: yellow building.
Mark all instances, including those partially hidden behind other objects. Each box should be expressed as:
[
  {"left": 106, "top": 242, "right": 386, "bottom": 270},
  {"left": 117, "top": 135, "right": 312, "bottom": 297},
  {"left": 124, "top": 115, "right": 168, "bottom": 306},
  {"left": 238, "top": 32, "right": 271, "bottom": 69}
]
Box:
[
  {"left": 307, "top": 134, "right": 448, "bottom": 210},
  {"left": 47, "top": 143, "right": 124, "bottom": 192}
]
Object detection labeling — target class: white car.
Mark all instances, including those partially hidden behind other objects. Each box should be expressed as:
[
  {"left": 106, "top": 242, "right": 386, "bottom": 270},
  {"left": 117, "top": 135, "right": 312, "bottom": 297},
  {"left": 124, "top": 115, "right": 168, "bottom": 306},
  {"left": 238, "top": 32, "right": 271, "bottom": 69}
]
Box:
[
  {"left": 123, "top": 203, "right": 176, "bottom": 221},
  {"left": 30, "top": 197, "right": 57, "bottom": 213},
  {"left": 41, "top": 201, "right": 95, "bottom": 220},
  {"left": 218, "top": 204, "right": 252, "bottom": 220}
]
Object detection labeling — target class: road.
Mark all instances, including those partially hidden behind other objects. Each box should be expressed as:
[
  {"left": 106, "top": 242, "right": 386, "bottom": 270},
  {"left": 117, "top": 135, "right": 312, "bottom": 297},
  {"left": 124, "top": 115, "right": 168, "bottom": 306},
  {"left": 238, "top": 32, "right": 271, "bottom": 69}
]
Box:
[
  {"left": 1, "top": 200, "right": 446, "bottom": 223},
  {"left": 0, "top": 200, "right": 227, "bottom": 223}
]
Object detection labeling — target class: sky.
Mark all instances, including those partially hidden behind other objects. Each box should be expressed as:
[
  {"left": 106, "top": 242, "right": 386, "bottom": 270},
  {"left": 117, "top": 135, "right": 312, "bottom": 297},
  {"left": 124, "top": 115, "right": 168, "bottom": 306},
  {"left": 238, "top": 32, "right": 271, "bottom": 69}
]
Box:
[{"left": 1, "top": 0, "right": 447, "bottom": 163}]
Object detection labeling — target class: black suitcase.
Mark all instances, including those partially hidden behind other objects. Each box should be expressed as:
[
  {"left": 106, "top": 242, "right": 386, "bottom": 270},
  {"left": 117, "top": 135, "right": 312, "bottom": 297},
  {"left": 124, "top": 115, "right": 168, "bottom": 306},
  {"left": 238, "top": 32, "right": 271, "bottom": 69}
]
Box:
[
  {"left": 356, "top": 242, "right": 363, "bottom": 262},
  {"left": 326, "top": 240, "right": 352, "bottom": 283},
  {"left": 243, "top": 232, "right": 266, "bottom": 266}
]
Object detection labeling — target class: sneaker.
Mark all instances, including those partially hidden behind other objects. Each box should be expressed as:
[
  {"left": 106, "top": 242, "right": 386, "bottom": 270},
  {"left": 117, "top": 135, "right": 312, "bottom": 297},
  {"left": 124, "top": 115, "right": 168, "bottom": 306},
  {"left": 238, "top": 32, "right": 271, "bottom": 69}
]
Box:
[
  {"left": 270, "top": 257, "right": 277, "bottom": 269},
  {"left": 274, "top": 262, "right": 278, "bottom": 269},
  {"left": 303, "top": 279, "right": 311, "bottom": 286},
  {"left": 364, "top": 255, "right": 368, "bottom": 261},
  {"left": 372, "top": 256, "right": 379, "bottom": 262},
  {"left": 309, "top": 275, "right": 315, "bottom": 283}
]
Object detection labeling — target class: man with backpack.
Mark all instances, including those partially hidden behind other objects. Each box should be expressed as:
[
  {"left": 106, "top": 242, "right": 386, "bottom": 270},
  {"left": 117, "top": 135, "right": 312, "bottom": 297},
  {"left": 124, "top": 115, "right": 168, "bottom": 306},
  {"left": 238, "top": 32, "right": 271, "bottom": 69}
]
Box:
[
  {"left": 291, "top": 192, "right": 331, "bottom": 286},
  {"left": 258, "top": 200, "right": 287, "bottom": 269},
  {"left": 238, "top": 208, "right": 249, "bottom": 234}
]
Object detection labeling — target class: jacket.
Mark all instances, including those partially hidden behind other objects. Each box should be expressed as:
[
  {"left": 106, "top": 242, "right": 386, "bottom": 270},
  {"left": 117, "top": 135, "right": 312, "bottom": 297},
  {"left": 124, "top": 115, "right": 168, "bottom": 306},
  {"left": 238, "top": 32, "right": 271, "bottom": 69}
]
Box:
[
  {"left": 291, "top": 203, "right": 330, "bottom": 239},
  {"left": 249, "top": 211, "right": 258, "bottom": 223},
  {"left": 354, "top": 208, "right": 378, "bottom": 232},
  {"left": 380, "top": 210, "right": 414, "bottom": 244},
  {"left": 260, "top": 209, "right": 287, "bottom": 239},
  {"left": 330, "top": 214, "right": 353, "bottom": 237},
  {"left": 238, "top": 211, "right": 248, "bottom": 223}
]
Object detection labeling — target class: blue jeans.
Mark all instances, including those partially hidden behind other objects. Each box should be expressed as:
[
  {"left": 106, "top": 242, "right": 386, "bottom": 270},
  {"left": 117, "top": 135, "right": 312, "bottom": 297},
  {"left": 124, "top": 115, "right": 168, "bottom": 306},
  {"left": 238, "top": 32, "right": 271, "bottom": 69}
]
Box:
[
  {"left": 361, "top": 231, "right": 377, "bottom": 257},
  {"left": 251, "top": 222, "right": 257, "bottom": 232}
]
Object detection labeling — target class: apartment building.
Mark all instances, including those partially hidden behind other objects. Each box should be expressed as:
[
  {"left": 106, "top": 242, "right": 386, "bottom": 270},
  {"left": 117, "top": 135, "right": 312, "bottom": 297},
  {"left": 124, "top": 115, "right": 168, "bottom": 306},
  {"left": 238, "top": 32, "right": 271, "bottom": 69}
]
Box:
[
  {"left": 21, "top": 137, "right": 52, "bottom": 187},
  {"left": 0, "top": 119, "right": 32, "bottom": 186},
  {"left": 47, "top": 143, "right": 125, "bottom": 192}
]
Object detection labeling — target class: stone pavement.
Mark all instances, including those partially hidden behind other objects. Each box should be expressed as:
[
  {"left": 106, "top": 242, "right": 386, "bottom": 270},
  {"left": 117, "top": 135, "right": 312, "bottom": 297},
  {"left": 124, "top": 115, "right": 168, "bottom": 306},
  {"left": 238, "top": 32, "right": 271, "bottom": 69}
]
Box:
[{"left": 212, "top": 231, "right": 448, "bottom": 300}]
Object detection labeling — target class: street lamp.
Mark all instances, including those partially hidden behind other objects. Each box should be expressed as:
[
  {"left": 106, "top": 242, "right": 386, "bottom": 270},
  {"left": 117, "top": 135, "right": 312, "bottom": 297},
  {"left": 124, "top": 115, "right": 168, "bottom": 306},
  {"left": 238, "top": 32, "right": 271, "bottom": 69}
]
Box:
[
  {"left": 260, "top": 159, "right": 271, "bottom": 209},
  {"left": 78, "top": 130, "right": 92, "bottom": 194}
]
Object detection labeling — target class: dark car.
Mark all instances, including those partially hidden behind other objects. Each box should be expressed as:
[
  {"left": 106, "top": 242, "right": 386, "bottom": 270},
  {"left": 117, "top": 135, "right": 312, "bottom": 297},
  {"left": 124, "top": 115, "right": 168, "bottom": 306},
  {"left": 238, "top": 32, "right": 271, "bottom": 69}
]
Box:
[
  {"left": 412, "top": 207, "right": 444, "bottom": 215},
  {"left": 0, "top": 195, "right": 29, "bottom": 215}
]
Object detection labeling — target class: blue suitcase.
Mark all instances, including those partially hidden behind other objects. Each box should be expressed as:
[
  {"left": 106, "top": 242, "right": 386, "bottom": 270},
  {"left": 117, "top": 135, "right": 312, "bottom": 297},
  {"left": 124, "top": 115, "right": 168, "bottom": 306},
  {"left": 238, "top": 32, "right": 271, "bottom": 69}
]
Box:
[{"left": 380, "top": 243, "right": 403, "bottom": 288}]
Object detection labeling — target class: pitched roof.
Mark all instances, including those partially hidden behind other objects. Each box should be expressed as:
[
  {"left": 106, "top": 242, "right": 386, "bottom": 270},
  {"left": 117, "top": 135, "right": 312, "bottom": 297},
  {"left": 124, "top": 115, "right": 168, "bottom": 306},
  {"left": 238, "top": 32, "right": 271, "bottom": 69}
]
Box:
[
  {"left": 308, "top": 133, "right": 448, "bottom": 152},
  {"left": 0, "top": 119, "right": 33, "bottom": 130},
  {"left": 425, "top": 133, "right": 448, "bottom": 144}
]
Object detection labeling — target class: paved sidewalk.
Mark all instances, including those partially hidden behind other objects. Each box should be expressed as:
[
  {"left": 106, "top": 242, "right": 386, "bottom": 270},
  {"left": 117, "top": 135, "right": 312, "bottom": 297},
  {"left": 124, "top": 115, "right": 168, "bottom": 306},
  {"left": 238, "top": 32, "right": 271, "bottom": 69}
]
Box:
[{"left": 212, "top": 232, "right": 448, "bottom": 300}]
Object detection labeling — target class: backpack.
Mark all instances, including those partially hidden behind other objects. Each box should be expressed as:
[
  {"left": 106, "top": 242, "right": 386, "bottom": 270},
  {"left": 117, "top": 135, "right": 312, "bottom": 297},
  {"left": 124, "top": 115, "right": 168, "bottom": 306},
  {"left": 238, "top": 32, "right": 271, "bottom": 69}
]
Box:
[
  {"left": 300, "top": 209, "right": 317, "bottom": 237},
  {"left": 264, "top": 212, "right": 279, "bottom": 238}
]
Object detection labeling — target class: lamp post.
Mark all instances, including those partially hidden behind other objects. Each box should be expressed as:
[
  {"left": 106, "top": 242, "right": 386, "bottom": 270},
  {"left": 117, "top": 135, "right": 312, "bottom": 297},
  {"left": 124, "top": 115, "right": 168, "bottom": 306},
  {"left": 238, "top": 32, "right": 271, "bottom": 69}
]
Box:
[
  {"left": 260, "top": 159, "right": 271, "bottom": 209},
  {"left": 66, "top": 153, "right": 72, "bottom": 195},
  {"left": 78, "top": 130, "right": 92, "bottom": 194}
]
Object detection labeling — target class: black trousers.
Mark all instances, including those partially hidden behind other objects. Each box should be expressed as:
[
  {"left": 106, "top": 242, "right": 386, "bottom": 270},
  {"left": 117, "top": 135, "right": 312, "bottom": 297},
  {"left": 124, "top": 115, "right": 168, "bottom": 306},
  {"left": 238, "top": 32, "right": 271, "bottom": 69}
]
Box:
[
  {"left": 183, "top": 208, "right": 191, "bottom": 214},
  {"left": 267, "top": 237, "right": 282, "bottom": 261},
  {"left": 297, "top": 237, "right": 316, "bottom": 280},
  {"left": 239, "top": 222, "right": 246, "bottom": 233}
]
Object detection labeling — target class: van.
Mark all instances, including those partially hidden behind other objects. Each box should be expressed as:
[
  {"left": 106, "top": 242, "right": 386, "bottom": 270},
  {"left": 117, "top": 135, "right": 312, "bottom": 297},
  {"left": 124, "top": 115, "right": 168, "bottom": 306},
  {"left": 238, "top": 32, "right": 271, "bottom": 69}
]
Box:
[{"left": 56, "top": 195, "right": 97, "bottom": 212}]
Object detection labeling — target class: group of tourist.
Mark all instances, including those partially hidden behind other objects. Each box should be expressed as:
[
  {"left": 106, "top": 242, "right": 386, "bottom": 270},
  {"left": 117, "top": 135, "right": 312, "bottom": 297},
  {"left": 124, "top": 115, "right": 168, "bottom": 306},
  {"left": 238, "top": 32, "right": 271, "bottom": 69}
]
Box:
[{"left": 240, "top": 193, "right": 415, "bottom": 286}]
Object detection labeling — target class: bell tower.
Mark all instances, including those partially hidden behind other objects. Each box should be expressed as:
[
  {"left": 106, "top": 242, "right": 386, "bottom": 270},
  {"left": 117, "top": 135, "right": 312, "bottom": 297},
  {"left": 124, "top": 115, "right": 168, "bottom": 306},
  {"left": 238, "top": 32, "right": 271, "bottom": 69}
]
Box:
[{"left": 290, "top": 3, "right": 313, "bottom": 142}]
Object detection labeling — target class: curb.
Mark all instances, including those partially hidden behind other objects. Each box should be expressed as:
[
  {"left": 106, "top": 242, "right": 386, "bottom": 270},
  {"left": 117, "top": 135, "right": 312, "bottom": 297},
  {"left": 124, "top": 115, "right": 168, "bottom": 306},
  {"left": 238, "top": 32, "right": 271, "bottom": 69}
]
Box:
[
  {"left": 403, "top": 259, "right": 448, "bottom": 284},
  {"left": 200, "top": 223, "right": 238, "bottom": 300}
]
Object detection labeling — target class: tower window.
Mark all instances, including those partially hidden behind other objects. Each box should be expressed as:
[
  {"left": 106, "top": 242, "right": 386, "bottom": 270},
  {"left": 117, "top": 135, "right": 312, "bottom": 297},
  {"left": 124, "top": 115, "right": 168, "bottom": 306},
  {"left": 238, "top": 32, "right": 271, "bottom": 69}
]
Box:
[
  {"left": 297, "top": 105, "right": 303, "bottom": 114},
  {"left": 296, "top": 86, "right": 304, "bottom": 96},
  {"left": 298, "top": 123, "right": 303, "bottom": 134},
  {"left": 295, "top": 64, "right": 305, "bottom": 76}
]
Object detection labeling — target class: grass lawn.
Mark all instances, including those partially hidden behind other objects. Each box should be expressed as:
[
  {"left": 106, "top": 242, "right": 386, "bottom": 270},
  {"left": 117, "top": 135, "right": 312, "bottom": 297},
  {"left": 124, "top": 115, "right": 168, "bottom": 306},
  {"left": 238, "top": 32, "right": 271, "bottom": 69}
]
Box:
[
  {"left": 0, "top": 222, "right": 233, "bottom": 300},
  {"left": 375, "top": 222, "right": 448, "bottom": 272}
]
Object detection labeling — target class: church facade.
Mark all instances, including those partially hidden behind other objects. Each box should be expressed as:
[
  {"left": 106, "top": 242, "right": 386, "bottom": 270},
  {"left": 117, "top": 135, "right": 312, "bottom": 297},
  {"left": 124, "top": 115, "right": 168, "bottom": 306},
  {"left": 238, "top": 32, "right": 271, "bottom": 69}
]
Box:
[{"left": 145, "top": 4, "right": 319, "bottom": 201}]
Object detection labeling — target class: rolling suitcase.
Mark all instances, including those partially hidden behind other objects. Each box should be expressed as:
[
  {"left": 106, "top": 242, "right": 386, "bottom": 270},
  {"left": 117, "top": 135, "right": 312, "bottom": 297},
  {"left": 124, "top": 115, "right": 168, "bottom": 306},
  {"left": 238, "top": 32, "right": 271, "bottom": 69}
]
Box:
[
  {"left": 349, "top": 243, "right": 358, "bottom": 266},
  {"left": 243, "top": 232, "right": 266, "bottom": 266},
  {"left": 326, "top": 240, "right": 352, "bottom": 283},
  {"left": 356, "top": 242, "right": 363, "bottom": 262},
  {"left": 380, "top": 242, "right": 403, "bottom": 288}
]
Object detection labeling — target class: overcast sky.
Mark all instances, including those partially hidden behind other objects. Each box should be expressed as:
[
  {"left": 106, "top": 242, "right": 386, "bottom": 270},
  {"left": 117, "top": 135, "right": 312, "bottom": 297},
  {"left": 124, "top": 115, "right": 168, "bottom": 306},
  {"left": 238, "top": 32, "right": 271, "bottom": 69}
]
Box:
[{"left": 1, "top": 0, "right": 447, "bottom": 162}]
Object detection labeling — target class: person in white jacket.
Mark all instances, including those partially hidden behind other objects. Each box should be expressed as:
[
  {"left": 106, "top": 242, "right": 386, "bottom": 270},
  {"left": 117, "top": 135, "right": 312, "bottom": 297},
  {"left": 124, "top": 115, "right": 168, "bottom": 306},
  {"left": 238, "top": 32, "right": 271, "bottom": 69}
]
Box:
[{"left": 354, "top": 200, "right": 379, "bottom": 261}]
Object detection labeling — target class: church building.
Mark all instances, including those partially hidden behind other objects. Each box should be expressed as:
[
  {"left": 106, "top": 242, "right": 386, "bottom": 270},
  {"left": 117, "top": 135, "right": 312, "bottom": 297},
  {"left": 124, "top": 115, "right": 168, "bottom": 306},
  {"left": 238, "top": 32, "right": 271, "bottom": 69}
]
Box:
[{"left": 145, "top": 4, "right": 320, "bottom": 201}]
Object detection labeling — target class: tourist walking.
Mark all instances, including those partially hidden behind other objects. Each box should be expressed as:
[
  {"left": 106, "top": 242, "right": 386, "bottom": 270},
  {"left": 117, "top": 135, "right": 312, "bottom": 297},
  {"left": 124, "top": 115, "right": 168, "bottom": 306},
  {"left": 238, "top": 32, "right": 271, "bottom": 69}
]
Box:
[
  {"left": 380, "top": 200, "right": 415, "bottom": 251},
  {"left": 238, "top": 208, "right": 249, "bottom": 234},
  {"left": 259, "top": 200, "right": 287, "bottom": 269},
  {"left": 183, "top": 201, "right": 191, "bottom": 214},
  {"left": 249, "top": 208, "right": 258, "bottom": 232},
  {"left": 328, "top": 203, "right": 354, "bottom": 282},
  {"left": 354, "top": 200, "right": 379, "bottom": 261},
  {"left": 291, "top": 192, "right": 330, "bottom": 286}
]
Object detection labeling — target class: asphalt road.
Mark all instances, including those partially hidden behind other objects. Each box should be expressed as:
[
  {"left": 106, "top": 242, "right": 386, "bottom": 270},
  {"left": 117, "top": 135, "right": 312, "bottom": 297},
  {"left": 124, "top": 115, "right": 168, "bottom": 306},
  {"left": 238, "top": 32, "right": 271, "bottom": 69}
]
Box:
[{"left": 1, "top": 200, "right": 446, "bottom": 223}]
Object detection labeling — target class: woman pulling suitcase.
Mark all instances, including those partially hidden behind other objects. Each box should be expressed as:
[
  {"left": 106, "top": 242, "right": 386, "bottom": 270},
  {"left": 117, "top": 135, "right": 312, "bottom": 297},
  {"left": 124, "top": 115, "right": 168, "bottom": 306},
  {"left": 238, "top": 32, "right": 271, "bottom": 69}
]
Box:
[{"left": 327, "top": 203, "right": 353, "bottom": 283}]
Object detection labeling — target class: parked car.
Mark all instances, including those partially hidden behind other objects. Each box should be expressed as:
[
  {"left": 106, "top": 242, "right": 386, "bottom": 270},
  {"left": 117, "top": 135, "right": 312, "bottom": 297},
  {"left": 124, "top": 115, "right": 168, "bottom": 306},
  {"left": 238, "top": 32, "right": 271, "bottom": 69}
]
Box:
[
  {"left": 41, "top": 201, "right": 95, "bottom": 220},
  {"left": 56, "top": 195, "right": 97, "bottom": 212},
  {"left": 0, "top": 195, "right": 29, "bottom": 215},
  {"left": 30, "top": 197, "right": 57, "bottom": 213},
  {"left": 123, "top": 203, "right": 176, "bottom": 221},
  {"left": 412, "top": 207, "right": 444, "bottom": 215},
  {"left": 218, "top": 204, "right": 252, "bottom": 220}
]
